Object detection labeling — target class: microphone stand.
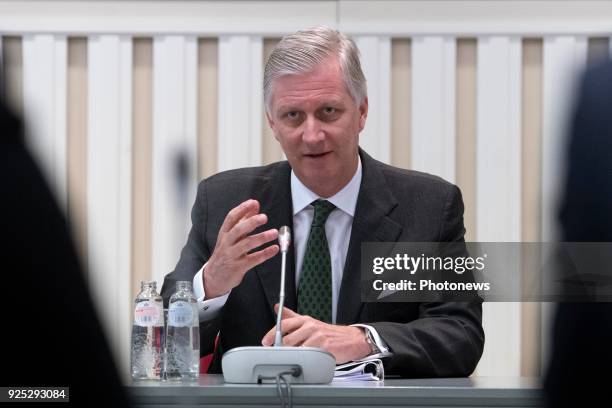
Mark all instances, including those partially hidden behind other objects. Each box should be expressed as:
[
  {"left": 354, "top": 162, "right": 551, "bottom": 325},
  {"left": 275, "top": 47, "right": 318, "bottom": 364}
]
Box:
[
  {"left": 222, "top": 226, "right": 335, "bottom": 385},
  {"left": 274, "top": 226, "right": 290, "bottom": 346}
]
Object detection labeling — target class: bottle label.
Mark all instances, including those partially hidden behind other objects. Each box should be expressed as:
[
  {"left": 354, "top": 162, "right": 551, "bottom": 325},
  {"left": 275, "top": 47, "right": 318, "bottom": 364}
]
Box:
[
  {"left": 134, "top": 301, "right": 161, "bottom": 327},
  {"left": 168, "top": 301, "right": 194, "bottom": 327}
]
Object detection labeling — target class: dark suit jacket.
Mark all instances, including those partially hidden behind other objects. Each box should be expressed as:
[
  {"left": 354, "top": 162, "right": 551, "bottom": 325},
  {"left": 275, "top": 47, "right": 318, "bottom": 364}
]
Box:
[
  {"left": 161, "top": 149, "right": 484, "bottom": 377},
  {"left": 544, "top": 60, "right": 612, "bottom": 407}
]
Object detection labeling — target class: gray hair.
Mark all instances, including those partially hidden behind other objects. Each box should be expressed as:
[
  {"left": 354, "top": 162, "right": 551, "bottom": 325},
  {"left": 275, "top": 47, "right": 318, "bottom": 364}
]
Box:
[{"left": 263, "top": 26, "right": 367, "bottom": 112}]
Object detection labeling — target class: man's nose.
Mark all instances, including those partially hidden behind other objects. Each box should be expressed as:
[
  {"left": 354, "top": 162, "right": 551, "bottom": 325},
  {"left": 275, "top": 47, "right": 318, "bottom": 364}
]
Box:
[{"left": 302, "top": 116, "right": 325, "bottom": 143}]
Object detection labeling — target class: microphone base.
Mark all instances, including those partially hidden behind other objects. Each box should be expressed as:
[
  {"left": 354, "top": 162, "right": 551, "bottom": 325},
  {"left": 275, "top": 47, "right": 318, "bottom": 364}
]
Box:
[{"left": 221, "top": 346, "right": 335, "bottom": 384}]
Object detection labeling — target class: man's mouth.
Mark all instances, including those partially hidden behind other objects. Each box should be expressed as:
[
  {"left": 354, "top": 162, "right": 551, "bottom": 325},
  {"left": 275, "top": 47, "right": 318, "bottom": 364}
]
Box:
[{"left": 304, "top": 152, "right": 330, "bottom": 159}]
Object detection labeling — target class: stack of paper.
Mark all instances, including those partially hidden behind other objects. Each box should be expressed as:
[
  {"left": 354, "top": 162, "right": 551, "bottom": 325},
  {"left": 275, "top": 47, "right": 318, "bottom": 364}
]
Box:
[{"left": 333, "top": 358, "right": 384, "bottom": 382}]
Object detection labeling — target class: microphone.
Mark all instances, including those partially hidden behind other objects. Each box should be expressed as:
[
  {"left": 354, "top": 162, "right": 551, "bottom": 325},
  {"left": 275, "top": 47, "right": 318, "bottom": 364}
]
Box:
[
  {"left": 278, "top": 225, "right": 291, "bottom": 253},
  {"left": 274, "top": 226, "right": 291, "bottom": 346},
  {"left": 221, "top": 226, "right": 334, "bottom": 384}
]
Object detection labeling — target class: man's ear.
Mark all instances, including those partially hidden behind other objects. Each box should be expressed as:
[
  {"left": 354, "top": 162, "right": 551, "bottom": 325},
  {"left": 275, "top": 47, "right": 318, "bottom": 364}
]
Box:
[
  {"left": 358, "top": 97, "right": 369, "bottom": 132},
  {"left": 266, "top": 111, "right": 280, "bottom": 141}
]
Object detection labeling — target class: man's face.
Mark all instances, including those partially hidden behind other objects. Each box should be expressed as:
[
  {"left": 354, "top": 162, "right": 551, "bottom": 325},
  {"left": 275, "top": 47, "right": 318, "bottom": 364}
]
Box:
[{"left": 266, "top": 57, "right": 368, "bottom": 198}]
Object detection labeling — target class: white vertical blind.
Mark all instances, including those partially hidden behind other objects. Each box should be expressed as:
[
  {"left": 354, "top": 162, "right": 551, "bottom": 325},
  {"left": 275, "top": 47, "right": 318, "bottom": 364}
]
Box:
[
  {"left": 151, "top": 35, "right": 199, "bottom": 289},
  {"left": 355, "top": 36, "right": 391, "bottom": 164},
  {"left": 411, "top": 36, "right": 456, "bottom": 182},
  {"left": 218, "top": 35, "right": 263, "bottom": 170},
  {"left": 87, "top": 35, "right": 133, "bottom": 375},
  {"left": 22, "top": 34, "right": 68, "bottom": 208},
  {"left": 476, "top": 36, "right": 522, "bottom": 377}
]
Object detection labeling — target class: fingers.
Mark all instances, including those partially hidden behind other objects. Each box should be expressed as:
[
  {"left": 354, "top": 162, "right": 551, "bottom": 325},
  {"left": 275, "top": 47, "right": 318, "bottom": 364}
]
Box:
[
  {"left": 229, "top": 213, "right": 268, "bottom": 242},
  {"left": 261, "top": 315, "right": 306, "bottom": 346},
  {"left": 220, "top": 199, "right": 260, "bottom": 234},
  {"left": 282, "top": 323, "right": 314, "bottom": 347},
  {"left": 218, "top": 199, "right": 278, "bottom": 258},
  {"left": 243, "top": 244, "right": 279, "bottom": 271},
  {"left": 206, "top": 198, "right": 279, "bottom": 298},
  {"left": 261, "top": 327, "right": 275, "bottom": 346},
  {"left": 261, "top": 308, "right": 319, "bottom": 347},
  {"left": 236, "top": 228, "right": 278, "bottom": 255},
  {"left": 223, "top": 205, "right": 276, "bottom": 249},
  {"left": 274, "top": 304, "right": 299, "bottom": 319}
]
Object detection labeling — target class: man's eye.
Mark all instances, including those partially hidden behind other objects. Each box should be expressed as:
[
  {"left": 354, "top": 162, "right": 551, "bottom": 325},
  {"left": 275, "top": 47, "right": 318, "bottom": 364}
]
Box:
[
  {"left": 323, "top": 107, "right": 336, "bottom": 114},
  {"left": 317, "top": 107, "right": 340, "bottom": 121},
  {"left": 286, "top": 111, "right": 299, "bottom": 120}
]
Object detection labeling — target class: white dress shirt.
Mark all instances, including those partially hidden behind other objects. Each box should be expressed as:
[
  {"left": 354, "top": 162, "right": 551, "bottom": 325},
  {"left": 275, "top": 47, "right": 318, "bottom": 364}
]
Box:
[
  {"left": 191, "top": 156, "right": 390, "bottom": 355},
  {"left": 291, "top": 157, "right": 361, "bottom": 323}
]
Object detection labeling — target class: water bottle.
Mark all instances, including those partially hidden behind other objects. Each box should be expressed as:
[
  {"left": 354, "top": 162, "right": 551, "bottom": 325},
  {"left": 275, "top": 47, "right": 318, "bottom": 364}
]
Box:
[
  {"left": 165, "top": 281, "right": 200, "bottom": 380},
  {"left": 131, "top": 281, "right": 164, "bottom": 380}
]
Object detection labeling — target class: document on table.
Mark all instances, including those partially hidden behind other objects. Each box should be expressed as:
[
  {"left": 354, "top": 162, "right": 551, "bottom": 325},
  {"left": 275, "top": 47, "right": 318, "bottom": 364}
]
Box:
[{"left": 333, "top": 358, "right": 384, "bottom": 382}]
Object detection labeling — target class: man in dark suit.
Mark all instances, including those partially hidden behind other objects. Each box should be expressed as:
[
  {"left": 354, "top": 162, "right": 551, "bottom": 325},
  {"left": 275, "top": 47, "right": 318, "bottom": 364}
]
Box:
[
  {"left": 161, "top": 26, "right": 483, "bottom": 377},
  {"left": 544, "top": 60, "right": 612, "bottom": 406}
]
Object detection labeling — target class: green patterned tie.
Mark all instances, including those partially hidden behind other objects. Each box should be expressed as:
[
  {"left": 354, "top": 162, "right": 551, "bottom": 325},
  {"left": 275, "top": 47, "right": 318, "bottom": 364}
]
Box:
[{"left": 297, "top": 199, "right": 336, "bottom": 323}]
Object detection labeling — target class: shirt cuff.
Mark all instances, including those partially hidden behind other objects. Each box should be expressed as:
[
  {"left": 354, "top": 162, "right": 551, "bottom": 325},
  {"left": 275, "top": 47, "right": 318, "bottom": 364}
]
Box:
[
  {"left": 351, "top": 324, "right": 393, "bottom": 359},
  {"left": 193, "top": 263, "right": 230, "bottom": 321}
]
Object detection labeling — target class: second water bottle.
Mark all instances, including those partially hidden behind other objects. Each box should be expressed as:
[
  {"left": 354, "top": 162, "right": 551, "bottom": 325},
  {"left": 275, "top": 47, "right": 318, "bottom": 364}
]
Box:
[{"left": 165, "top": 281, "right": 200, "bottom": 379}]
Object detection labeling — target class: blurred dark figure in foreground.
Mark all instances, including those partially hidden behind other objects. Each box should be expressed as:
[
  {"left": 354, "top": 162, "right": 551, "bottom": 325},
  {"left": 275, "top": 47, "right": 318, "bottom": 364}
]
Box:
[
  {"left": 0, "top": 99, "right": 129, "bottom": 405},
  {"left": 545, "top": 60, "right": 612, "bottom": 407}
]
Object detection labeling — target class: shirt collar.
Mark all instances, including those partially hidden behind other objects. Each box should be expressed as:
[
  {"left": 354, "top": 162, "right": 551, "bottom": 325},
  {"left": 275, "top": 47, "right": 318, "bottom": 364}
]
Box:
[{"left": 291, "top": 155, "right": 362, "bottom": 217}]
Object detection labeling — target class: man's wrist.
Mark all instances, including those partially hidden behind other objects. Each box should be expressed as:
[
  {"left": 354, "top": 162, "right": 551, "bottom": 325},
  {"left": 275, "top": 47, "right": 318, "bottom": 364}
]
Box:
[
  {"left": 363, "top": 327, "right": 381, "bottom": 355},
  {"left": 202, "top": 263, "right": 220, "bottom": 299},
  {"left": 202, "top": 263, "right": 231, "bottom": 300},
  {"left": 351, "top": 324, "right": 392, "bottom": 359},
  {"left": 349, "top": 327, "right": 373, "bottom": 361}
]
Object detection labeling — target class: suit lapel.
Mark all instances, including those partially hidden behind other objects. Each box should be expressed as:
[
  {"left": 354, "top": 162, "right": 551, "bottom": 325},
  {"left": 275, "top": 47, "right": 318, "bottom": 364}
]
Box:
[
  {"left": 254, "top": 162, "right": 298, "bottom": 316},
  {"left": 336, "top": 150, "right": 403, "bottom": 324}
]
